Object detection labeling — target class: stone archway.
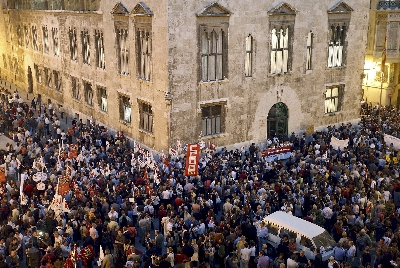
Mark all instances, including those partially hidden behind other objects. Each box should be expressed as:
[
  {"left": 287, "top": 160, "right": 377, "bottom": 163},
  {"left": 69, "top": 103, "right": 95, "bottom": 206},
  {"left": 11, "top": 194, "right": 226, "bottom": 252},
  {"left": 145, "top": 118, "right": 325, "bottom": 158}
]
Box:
[{"left": 267, "top": 102, "right": 288, "bottom": 139}]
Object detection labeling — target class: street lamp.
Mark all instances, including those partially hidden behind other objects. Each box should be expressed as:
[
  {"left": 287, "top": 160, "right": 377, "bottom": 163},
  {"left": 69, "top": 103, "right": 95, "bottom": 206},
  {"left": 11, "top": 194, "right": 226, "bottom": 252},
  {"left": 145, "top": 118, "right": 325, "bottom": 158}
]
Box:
[
  {"left": 378, "top": 65, "right": 387, "bottom": 128},
  {"left": 379, "top": 71, "right": 383, "bottom": 127}
]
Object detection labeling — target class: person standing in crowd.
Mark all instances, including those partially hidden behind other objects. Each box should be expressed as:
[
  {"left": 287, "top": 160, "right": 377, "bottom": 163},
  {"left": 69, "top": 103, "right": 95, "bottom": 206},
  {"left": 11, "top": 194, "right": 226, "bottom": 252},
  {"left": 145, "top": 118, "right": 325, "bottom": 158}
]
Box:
[
  {"left": 5, "top": 89, "right": 400, "bottom": 267},
  {"left": 100, "top": 249, "right": 114, "bottom": 268}
]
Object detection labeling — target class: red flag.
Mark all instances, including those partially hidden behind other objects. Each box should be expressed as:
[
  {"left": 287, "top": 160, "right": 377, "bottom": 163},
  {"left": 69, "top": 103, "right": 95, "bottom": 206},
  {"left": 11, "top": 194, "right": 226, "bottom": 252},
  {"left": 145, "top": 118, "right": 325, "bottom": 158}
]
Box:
[
  {"left": 68, "top": 144, "right": 78, "bottom": 159},
  {"left": 0, "top": 165, "right": 5, "bottom": 183},
  {"left": 185, "top": 144, "right": 200, "bottom": 176},
  {"left": 381, "top": 34, "right": 387, "bottom": 72},
  {"left": 58, "top": 175, "right": 70, "bottom": 195}
]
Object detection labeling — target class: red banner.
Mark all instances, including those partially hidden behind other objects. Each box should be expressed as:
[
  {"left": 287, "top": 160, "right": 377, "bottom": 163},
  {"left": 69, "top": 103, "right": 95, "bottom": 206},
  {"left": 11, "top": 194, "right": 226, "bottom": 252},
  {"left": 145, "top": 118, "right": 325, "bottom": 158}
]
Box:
[
  {"left": 185, "top": 144, "right": 200, "bottom": 176},
  {"left": 58, "top": 175, "right": 70, "bottom": 195},
  {"left": 261, "top": 146, "right": 291, "bottom": 157},
  {"left": 0, "top": 166, "right": 5, "bottom": 183},
  {"left": 68, "top": 144, "right": 78, "bottom": 159}
]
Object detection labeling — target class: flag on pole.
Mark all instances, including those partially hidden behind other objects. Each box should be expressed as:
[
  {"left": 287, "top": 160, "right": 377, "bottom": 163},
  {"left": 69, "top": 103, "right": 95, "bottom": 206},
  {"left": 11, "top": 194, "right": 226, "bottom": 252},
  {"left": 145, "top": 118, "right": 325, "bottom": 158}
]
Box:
[
  {"left": 169, "top": 148, "right": 178, "bottom": 156},
  {"left": 381, "top": 33, "right": 387, "bottom": 72},
  {"left": 68, "top": 144, "right": 78, "bottom": 159}
]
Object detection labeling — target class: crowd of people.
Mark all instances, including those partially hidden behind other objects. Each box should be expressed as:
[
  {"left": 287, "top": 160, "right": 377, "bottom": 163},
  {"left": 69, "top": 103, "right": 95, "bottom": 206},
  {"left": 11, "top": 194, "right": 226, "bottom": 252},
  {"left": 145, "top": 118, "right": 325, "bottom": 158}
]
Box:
[{"left": 1, "top": 87, "right": 400, "bottom": 268}]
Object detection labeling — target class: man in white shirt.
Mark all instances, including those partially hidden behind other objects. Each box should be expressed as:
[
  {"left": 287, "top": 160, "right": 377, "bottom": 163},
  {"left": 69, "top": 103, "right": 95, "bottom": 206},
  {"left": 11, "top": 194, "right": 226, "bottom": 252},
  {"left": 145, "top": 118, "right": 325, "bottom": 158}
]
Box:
[
  {"left": 108, "top": 207, "right": 118, "bottom": 219},
  {"left": 240, "top": 243, "right": 251, "bottom": 268},
  {"left": 287, "top": 254, "right": 299, "bottom": 268},
  {"left": 162, "top": 188, "right": 172, "bottom": 206}
]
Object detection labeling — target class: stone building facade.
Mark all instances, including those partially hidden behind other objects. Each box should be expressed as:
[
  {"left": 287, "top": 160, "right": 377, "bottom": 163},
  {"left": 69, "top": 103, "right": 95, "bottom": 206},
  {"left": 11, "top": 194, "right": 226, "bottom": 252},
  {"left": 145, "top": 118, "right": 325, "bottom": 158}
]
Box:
[
  {"left": 0, "top": 0, "right": 369, "bottom": 152},
  {"left": 363, "top": 0, "right": 400, "bottom": 108}
]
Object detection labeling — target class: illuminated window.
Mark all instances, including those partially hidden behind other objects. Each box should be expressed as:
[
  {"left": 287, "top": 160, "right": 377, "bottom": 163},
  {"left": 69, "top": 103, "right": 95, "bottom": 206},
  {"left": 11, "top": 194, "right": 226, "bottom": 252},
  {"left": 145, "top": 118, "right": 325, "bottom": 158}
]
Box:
[
  {"left": 324, "top": 85, "right": 344, "bottom": 114},
  {"left": 43, "top": 25, "right": 49, "bottom": 54},
  {"left": 69, "top": 28, "right": 78, "bottom": 61},
  {"left": 97, "top": 87, "right": 107, "bottom": 112},
  {"left": 119, "top": 95, "right": 131, "bottom": 124},
  {"left": 245, "top": 35, "right": 253, "bottom": 77},
  {"left": 82, "top": 29, "right": 90, "bottom": 65},
  {"left": 84, "top": 81, "right": 93, "bottom": 106},
  {"left": 52, "top": 28, "right": 60, "bottom": 56},
  {"left": 95, "top": 30, "right": 105, "bottom": 69}
]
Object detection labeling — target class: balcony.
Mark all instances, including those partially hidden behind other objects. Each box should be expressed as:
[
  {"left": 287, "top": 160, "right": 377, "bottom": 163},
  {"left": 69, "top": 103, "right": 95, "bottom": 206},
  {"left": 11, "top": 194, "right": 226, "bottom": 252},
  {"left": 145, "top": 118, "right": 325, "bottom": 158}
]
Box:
[
  {"left": 377, "top": 1, "right": 400, "bottom": 10},
  {"left": 374, "top": 49, "right": 400, "bottom": 62}
]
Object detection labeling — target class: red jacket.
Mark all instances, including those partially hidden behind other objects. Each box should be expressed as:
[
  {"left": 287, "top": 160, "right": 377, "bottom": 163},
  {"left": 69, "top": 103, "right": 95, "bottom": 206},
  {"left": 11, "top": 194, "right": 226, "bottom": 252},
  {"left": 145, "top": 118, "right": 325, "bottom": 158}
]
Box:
[{"left": 175, "top": 254, "right": 189, "bottom": 264}]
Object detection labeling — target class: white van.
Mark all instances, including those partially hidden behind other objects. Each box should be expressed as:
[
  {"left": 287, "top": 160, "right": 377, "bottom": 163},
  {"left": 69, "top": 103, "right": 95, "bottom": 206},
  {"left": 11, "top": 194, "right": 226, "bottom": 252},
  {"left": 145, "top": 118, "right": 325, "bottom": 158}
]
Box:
[{"left": 263, "top": 211, "right": 336, "bottom": 261}]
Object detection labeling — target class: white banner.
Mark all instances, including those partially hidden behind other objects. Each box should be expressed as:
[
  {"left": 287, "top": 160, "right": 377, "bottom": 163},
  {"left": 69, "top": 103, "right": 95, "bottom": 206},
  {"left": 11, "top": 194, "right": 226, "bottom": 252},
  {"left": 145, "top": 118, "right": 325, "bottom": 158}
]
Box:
[
  {"left": 384, "top": 134, "right": 400, "bottom": 150},
  {"left": 330, "top": 136, "right": 349, "bottom": 150}
]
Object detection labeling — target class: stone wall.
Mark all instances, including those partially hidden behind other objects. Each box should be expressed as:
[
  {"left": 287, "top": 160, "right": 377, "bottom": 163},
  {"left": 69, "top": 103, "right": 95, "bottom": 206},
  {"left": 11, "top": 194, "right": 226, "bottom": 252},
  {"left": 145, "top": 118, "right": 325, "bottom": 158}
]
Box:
[
  {"left": 0, "top": 0, "right": 369, "bottom": 151},
  {"left": 166, "top": 0, "right": 369, "bottom": 148}
]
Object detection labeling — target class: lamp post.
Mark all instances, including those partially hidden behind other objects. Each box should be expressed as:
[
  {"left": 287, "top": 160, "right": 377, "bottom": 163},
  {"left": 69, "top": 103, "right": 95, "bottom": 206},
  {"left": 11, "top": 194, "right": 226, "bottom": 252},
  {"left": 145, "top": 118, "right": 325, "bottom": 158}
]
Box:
[
  {"left": 379, "top": 71, "right": 384, "bottom": 107},
  {"left": 378, "top": 70, "right": 384, "bottom": 129}
]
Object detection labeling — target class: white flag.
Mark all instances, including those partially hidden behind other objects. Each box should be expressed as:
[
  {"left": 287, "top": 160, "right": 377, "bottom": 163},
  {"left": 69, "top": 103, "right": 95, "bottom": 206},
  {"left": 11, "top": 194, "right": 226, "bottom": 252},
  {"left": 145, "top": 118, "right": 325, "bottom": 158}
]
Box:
[{"left": 169, "top": 148, "right": 178, "bottom": 156}]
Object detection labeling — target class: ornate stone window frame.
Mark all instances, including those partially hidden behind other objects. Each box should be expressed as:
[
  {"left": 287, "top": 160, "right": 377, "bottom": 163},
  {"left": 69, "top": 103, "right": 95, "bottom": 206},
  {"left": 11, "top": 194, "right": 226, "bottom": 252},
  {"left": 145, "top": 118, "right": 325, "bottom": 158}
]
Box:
[
  {"left": 327, "top": 1, "right": 353, "bottom": 69},
  {"left": 196, "top": 2, "right": 231, "bottom": 83},
  {"left": 268, "top": 2, "right": 297, "bottom": 75},
  {"left": 132, "top": 2, "right": 153, "bottom": 82}
]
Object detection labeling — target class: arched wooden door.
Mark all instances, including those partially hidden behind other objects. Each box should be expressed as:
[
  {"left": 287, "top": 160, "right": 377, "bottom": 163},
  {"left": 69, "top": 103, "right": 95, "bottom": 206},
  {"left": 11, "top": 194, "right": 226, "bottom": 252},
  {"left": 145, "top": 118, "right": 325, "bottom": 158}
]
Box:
[{"left": 267, "top": 102, "right": 288, "bottom": 139}]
